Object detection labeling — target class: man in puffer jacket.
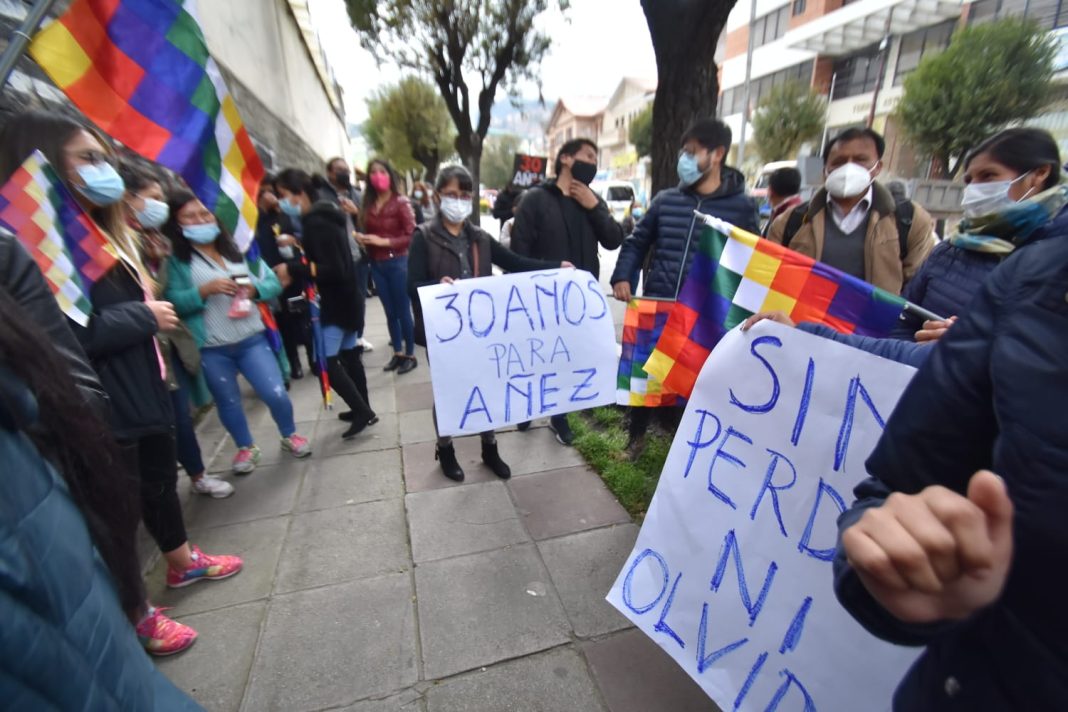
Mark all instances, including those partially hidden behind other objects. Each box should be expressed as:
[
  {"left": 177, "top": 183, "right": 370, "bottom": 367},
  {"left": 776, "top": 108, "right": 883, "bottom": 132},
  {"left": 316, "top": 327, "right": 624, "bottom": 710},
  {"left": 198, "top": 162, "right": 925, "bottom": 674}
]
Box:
[{"left": 610, "top": 118, "right": 760, "bottom": 301}]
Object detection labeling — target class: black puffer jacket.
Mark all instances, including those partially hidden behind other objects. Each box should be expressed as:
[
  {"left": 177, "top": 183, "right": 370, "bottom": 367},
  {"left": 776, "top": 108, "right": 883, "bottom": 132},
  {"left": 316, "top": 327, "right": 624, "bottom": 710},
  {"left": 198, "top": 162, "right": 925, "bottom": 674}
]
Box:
[
  {"left": 510, "top": 178, "right": 623, "bottom": 278},
  {"left": 296, "top": 201, "right": 361, "bottom": 332},
  {"left": 834, "top": 232, "right": 1068, "bottom": 711},
  {"left": 70, "top": 261, "right": 173, "bottom": 441},
  {"left": 254, "top": 210, "right": 305, "bottom": 302},
  {"left": 610, "top": 168, "right": 760, "bottom": 297}
]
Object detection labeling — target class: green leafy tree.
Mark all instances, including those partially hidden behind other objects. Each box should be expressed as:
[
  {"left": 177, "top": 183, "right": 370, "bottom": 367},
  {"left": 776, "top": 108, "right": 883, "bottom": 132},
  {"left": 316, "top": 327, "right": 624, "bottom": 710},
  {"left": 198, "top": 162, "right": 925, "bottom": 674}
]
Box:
[
  {"left": 346, "top": 0, "right": 568, "bottom": 220},
  {"left": 480, "top": 134, "right": 524, "bottom": 190},
  {"left": 750, "top": 82, "right": 826, "bottom": 163},
  {"left": 642, "top": 0, "right": 739, "bottom": 194},
  {"left": 897, "top": 17, "right": 1056, "bottom": 177},
  {"left": 363, "top": 77, "right": 455, "bottom": 180},
  {"left": 629, "top": 104, "right": 653, "bottom": 158}
]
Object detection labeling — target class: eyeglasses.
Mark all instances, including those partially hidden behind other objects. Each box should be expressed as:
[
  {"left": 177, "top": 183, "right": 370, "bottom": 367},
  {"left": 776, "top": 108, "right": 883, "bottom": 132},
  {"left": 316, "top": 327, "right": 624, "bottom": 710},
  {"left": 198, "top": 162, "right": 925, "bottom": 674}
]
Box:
[{"left": 65, "top": 149, "right": 115, "bottom": 167}]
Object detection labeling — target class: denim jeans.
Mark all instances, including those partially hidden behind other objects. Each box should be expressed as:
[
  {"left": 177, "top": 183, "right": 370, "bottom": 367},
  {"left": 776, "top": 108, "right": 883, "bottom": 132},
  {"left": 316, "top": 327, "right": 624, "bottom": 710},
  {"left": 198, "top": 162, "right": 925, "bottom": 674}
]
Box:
[
  {"left": 201, "top": 332, "right": 296, "bottom": 447},
  {"left": 322, "top": 324, "right": 357, "bottom": 358},
  {"left": 370, "top": 256, "right": 415, "bottom": 356},
  {"left": 171, "top": 361, "right": 205, "bottom": 477}
]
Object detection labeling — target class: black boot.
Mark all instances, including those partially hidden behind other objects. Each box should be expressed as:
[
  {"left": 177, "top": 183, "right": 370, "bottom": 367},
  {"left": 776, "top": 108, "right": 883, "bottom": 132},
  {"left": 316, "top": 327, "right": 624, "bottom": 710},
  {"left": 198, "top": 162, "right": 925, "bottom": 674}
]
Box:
[
  {"left": 481, "top": 440, "right": 511, "bottom": 479},
  {"left": 340, "top": 348, "right": 370, "bottom": 403},
  {"left": 326, "top": 356, "right": 374, "bottom": 439},
  {"left": 435, "top": 442, "right": 464, "bottom": 481}
]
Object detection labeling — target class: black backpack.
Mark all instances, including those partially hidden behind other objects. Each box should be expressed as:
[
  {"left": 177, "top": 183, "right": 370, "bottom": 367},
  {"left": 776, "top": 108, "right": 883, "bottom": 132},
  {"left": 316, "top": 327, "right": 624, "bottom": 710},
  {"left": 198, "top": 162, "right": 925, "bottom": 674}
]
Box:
[{"left": 781, "top": 198, "right": 915, "bottom": 260}]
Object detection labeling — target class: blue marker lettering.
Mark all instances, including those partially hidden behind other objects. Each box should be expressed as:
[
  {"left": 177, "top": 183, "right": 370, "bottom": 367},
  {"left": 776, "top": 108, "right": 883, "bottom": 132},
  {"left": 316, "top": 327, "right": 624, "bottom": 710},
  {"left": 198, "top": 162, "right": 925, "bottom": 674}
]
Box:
[
  {"left": 654, "top": 572, "right": 686, "bottom": 649},
  {"left": 468, "top": 289, "right": 496, "bottom": 338},
  {"left": 459, "top": 386, "right": 492, "bottom": 429},
  {"left": 684, "top": 409, "right": 723, "bottom": 480},
  {"left": 707, "top": 427, "right": 752, "bottom": 509},
  {"left": 434, "top": 292, "right": 463, "bottom": 342},
  {"left": 791, "top": 358, "right": 815, "bottom": 446},
  {"left": 729, "top": 335, "right": 782, "bottom": 414},
  {"left": 621, "top": 548, "right": 669, "bottom": 615},
  {"left": 586, "top": 278, "right": 608, "bottom": 319},
  {"left": 711, "top": 529, "right": 778, "bottom": 627},
  {"left": 527, "top": 337, "right": 546, "bottom": 366},
  {"left": 505, "top": 374, "right": 534, "bottom": 420},
  {"left": 834, "top": 375, "right": 886, "bottom": 472},
  {"left": 696, "top": 602, "right": 749, "bottom": 674},
  {"left": 505, "top": 343, "right": 524, "bottom": 375},
  {"left": 504, "top": 285, "right": 534, "bottom": 332},
  {"left": 749, "top": 448, "right": 798, "bottom": 539},
  {"left": 539, "top": 372, "right": 559, "bottom": 413},
  {"left": 778, "top": 596, "right": 813, "bottom": 655},
  {"left": 533, "top": 278, "right": 559, "bottom": 329},
  {"left": 549, "top": 335, "right": 571, "bottom": 363},
  {"left": 488, "top": 343, "right": 508, "bottom": 378},
  {"left": 561, "top": 279, "right": 587, "bottom": 325},
  {"left": 765, "top": 669, "right": 816, "bottom": 712},
  {"left": 798, "top": 478, "right": 847, "bottom": 561},
  {"left": 734, "top": 652, "right": 769, "bottom": 710},
  {"left": 570, "top": 368, "right": 599, "bottom": 402}
]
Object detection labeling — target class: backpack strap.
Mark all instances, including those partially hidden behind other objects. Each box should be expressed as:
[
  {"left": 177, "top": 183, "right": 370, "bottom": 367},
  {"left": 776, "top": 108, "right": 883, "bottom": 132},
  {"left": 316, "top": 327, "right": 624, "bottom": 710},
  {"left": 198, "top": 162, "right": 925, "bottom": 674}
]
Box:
[
  {"left": 894, "top": 199, "right": 914, "bottom": 261},
  {"left": 781, "top": 201, "right": 811, "bottom": 249}
]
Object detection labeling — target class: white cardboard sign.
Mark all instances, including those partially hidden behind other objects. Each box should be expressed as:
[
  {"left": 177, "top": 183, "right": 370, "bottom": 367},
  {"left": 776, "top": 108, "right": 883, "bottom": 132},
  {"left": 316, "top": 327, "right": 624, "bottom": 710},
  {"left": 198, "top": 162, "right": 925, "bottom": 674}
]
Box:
[
  {"left": 607, "top": 321, "right": 922, "bottom": 711},
  {"left": 418, "top": 269, "right": 617, "bottom": 436}
]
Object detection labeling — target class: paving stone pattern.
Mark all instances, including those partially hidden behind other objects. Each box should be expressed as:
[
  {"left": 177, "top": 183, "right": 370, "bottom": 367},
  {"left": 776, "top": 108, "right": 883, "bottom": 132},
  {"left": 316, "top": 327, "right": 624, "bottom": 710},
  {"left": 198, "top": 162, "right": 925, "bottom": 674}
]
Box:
[{"left": 149, "top": 301, "right": 719, "bottom": 711}]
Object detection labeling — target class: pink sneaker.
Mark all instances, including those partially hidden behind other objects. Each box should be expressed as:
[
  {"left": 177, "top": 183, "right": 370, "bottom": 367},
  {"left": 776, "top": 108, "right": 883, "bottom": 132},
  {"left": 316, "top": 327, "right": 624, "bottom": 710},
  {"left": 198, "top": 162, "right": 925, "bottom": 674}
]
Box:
[
  {"left": 166, "top": 545, "right": 244, "bottom": 588},
  {"left": 281, "top": 433, "right": 312, "bottom": 458},
  {"left": 232, "top": 445, "right": 261, "bottom": 474},
  {"left": 136, "top": 606, "right": 197, "bottom": 656}
]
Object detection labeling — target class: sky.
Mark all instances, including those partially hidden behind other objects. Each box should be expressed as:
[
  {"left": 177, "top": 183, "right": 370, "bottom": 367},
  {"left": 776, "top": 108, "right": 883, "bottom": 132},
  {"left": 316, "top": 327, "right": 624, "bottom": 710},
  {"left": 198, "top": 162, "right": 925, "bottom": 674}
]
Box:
[{"left": 307, "top": 0, "right": 658, "bottom": 125}]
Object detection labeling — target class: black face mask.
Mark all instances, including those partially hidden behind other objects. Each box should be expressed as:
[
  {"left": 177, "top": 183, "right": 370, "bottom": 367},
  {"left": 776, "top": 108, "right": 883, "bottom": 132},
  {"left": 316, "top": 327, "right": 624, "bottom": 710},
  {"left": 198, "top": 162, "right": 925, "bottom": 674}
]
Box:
[
  {"left": 570, "top": 159, "right": 597, "bottom": 186},
  {"left": 335, "top": 170, "right": 351, "bottom": 188}
]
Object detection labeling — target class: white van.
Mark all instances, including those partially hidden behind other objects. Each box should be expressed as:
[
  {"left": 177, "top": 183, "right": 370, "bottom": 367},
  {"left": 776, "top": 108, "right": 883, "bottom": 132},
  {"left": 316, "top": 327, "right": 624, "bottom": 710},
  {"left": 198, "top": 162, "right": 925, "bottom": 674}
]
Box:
[{"left": 591, "top": 180, "right": 636, "bottom": 222}]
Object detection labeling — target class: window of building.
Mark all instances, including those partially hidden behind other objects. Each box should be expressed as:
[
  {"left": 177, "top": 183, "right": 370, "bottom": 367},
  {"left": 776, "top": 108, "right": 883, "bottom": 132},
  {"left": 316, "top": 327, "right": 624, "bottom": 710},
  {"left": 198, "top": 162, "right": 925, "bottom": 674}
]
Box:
[
  {"left": 970, "top": 0, "right": 1068, "bottom": 29},
  {"left": 718, "top": 60, "right": 814, "bottom": 116},
  {"left": 751, "top": 5, "right": 791, "bottom": 49},
  {"left": 792, "top": 0, "right": 806, "bottom": 15},
  {"left": 893, "top": 20, "right": 955, "bottom": 85},
  {"left": 831, "top": 44, "right": 886, "bottom": 99}
]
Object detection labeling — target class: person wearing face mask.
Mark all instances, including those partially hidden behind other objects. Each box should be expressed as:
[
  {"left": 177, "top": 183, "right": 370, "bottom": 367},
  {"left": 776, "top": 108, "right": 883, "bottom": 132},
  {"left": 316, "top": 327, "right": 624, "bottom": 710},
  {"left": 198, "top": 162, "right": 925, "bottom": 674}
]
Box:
[
  {"left": 319, "top": 158, "right": 374, "bottom": 353},
  {"left": 275, "top": 168, "right": 378, "bottom": 439},
  {"left": 121, "top": 164, "right": 233, "bottom": 500},
  {"left": 892, "top": 128, "right": 1063, "bottom": 340},
  {"left": 0, "top": 111, "right": 244, "bottom": 657},
  {"left": 164, "top": 190, "right": 312, "bottom": 474},
  {"left": 356, "top": 158, "right": 418, "bottom": 374},
  {"left": 768, "top": 128, "right": 934, "bottom": 294},
  {"left": 511, "top": 137, "right": 624, "bottom": 445},
  {"left": 609, "top": 118, "right": 759, "bottom": 449},
  {"left": 407, "top": 165, "right": 569, "bottom": 481}
]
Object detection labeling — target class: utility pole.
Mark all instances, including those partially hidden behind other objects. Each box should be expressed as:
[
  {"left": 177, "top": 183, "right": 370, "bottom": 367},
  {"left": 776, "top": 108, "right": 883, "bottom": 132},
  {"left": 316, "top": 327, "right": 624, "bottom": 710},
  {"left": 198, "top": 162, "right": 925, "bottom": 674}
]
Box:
[
  {"left": 866, "top": 12, "right": 894, "bottom": 129},
  {"left": 736, "top": 0, "right": 758, "bottom": 171},
  {"left": 0, "top": 0, "right": 59, "bottom": 90}
]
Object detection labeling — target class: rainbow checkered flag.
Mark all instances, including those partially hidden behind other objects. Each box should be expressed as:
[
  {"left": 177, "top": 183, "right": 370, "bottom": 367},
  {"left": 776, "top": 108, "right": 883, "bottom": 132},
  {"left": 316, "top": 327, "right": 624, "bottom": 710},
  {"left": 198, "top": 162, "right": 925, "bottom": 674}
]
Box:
[
  {"left": 0, "top": 151, "right": 117, "bottom": 326},
  {"left": 616, "top": 298, "right": 682, "bottom": 407},
  {"left": 30, "top": 0, "right": 264, "bottom": 250},
  {"left": 645, "top": 216, "right": 907, "bottom": 397}
]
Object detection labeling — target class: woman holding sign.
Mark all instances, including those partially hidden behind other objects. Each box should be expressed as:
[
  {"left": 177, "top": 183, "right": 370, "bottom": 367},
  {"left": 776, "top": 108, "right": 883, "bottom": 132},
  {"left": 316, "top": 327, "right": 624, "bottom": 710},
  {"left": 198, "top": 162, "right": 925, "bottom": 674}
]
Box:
[{"left": 408, "top": 165, "right": 570, "bottom": 481}]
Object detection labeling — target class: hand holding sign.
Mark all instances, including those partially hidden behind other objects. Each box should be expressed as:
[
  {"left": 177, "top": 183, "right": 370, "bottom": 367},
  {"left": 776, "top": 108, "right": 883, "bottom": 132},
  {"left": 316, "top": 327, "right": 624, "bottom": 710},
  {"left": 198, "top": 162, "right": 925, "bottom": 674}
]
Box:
[{"left": 843, "top": 470, "right": 1013, "bottom": 623}]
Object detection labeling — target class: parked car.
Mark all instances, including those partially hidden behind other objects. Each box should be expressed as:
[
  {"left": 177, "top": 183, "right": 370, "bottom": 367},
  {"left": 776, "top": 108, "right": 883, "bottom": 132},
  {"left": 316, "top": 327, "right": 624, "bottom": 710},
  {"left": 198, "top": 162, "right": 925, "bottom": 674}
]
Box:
[{"left": 591, "top": 180, "right": 636, "bottom": 223}]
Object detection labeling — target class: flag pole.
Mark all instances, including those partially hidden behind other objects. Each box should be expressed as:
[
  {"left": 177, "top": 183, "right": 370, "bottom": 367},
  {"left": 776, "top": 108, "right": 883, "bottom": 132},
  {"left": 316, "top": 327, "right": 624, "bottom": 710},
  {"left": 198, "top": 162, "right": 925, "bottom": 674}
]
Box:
[{"left": 0, "top": 0, "right": 60, "bottom": 90}]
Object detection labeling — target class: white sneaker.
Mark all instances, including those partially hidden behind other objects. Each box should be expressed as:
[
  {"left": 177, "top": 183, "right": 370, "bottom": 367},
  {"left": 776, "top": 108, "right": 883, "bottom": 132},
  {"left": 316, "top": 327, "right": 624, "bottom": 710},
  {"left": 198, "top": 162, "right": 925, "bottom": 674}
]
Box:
[
  {"left": 191, "top": 475, "right": 235, "bottom": 498},
  {"left": 358, "top": 338, "right": 374, "bottom": 352}
]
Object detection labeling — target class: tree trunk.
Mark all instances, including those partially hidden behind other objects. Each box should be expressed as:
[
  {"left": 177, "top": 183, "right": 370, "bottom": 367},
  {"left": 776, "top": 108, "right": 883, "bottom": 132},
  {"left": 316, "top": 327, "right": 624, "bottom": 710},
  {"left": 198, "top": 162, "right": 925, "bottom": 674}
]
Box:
[
  {"left": 456, "top": 133, "right": 483, "bottom": 226},
  {"left": 642, "top": 0, "right": 736, "bottom": 197}
]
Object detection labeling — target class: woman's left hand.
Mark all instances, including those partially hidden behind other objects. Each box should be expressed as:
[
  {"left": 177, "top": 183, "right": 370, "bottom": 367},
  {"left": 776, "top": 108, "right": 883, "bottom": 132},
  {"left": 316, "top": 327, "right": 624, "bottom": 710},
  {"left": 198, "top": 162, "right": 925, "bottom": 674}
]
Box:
[
  {"left": 560, "top": 261, "right": 575, "bottom": 269},
  {"left": 440, "top": 276, "right": 455, "bottom": 285}
]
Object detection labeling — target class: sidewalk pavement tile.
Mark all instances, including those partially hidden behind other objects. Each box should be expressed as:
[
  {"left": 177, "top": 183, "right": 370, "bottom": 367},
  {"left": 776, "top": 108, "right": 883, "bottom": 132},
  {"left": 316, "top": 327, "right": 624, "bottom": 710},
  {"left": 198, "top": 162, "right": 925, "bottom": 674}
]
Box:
[
  {"left": 338, "top": 688, "right": 424, "bottom": 711},
  {"left": 244, "top": 573, "right": 418, "bottom": 712},
  {"left": 509, "top": 466, "right": 632, "bottom": 540},
  {"left": 315, "top": 412, "right": 401, "bottom": 458},
  {"left": 155, "top": 601, "right": 265, "bottom": 712},
  {"left": 296, "top": 449, "right": 403, "bottom": 513},
  {"left": 185, "top": 460, "right": 304, "bottom": 530},
  {"left": 582, "top": 629, "right": 718, "bottom": 712},
  {"left": 274, "top": 498, "right": 410, "bottom": 594},
  {"left": 494, "top": 428, "right": 588, "bottom": 475},
  {"left": 537, "top": 524, "right": 639, "bottom": 638},
  {"left": 367, "top": 385, "right": 398, "bottom": 414},
  {"left": 401, "top": 438, "right": 499, "bottom": 493},
  {"left": 406, "top": 481, "right": 530, "bottom": 563},
  {"left": 395, "top": 381, "right": 435, "bottom": 411},
  {"left": 399, "top": 408, "right": 437, "bottom": 445},
  {"left": 424, "top": 646, "right": 607, "bottom": 712},
  {"left": 415, "top": 543, "right": 571, "bottom": 680},
  {"left": 146, "top": 516, "right": 288, "bottom": 616}
]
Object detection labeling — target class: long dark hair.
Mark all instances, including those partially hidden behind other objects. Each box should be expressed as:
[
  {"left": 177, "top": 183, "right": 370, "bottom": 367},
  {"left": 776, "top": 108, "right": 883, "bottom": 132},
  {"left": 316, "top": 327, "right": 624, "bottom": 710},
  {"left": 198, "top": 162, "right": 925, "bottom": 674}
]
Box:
[
  {"left": 360, "top": 158, "right": 401, "bottom": 229},
  {"left": 163, "top": 188, "right": 243, "bottom": 263},
  {"left": 965, "top": 128, "right": 1062, "bottom": 190},
  {"left": 0, "top": 287, "right": 144, "bottom": 614}
]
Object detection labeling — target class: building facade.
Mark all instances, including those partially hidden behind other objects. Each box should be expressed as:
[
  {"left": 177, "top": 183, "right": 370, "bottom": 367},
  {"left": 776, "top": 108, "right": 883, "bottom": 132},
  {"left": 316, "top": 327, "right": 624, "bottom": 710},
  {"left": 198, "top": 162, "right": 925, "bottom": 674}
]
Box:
[
  {"left": 599, "top": 77, "right": 656, "bottom": 180},
  {"left": 544, "top": 97, "right": 605, "bottom": 173},
  {"left": 718, "top": 0, "right": 1068, "bottom": 177}
]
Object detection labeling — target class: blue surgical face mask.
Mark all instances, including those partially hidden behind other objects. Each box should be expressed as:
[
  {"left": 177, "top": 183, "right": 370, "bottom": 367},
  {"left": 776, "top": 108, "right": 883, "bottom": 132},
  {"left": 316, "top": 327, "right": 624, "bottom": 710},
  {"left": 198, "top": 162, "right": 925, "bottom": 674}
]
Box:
[
  {"left": 74, "top": 162, "right": 125, "bottom": 206},
  {"left": 134, "top": 197, "right": 169, "bottom": 229},
  {"left": 677, "top": 151, "right": 707, "bottom": 187},
  {"left": 182, "top": 222, "right": 220, "bottom": 245},
  {"left": 280, "top": 197, "right": 302, "bottom": 218}
]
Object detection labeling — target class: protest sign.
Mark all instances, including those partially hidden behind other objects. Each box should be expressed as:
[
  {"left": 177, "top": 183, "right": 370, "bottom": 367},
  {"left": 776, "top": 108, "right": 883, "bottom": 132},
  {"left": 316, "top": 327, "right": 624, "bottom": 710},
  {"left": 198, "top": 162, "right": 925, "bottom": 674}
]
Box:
[
  {"left": 418, "top": 268, "right": 617, "bottom": 436},
  {"left": 607, "top": 321, "right": 922, "bottom": 711},
  {"left": 510, "top": 154, "right": 548, "bottom": 188}
]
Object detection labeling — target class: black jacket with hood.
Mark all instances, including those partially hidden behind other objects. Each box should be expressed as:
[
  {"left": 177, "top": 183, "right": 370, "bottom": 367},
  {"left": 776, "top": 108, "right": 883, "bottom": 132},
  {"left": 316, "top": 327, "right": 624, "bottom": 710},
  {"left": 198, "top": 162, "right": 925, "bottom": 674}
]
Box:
[{"left": 293, "top": 201, "right": 361, "bottom": 332}]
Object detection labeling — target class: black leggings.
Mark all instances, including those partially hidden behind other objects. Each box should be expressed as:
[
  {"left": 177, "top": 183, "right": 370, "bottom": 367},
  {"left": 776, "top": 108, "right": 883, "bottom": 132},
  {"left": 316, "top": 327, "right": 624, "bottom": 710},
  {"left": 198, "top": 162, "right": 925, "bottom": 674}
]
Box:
[{"left": 119, "top": 431, "right": 187, "bottom": 555}]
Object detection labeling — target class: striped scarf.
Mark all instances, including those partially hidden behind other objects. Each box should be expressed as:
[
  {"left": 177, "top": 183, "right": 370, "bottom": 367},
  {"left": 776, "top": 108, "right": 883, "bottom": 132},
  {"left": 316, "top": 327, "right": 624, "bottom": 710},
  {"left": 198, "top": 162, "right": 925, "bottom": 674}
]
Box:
[{"left": 949, "top": 184, "right": 1068, "bottom": 254}]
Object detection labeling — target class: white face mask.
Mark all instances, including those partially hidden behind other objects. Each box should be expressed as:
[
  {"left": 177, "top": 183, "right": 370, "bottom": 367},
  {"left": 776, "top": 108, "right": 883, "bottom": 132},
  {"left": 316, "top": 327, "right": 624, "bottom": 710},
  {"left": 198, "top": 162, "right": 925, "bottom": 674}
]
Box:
[
  {"left": 825, "top": 161, "right": 877, "bottom": 199},
  {"left": 440, "top": 196, "right": 472, "bottom": 224},
  {"left": 961, "top": 172, "right": 1033, "bottom": 219}
]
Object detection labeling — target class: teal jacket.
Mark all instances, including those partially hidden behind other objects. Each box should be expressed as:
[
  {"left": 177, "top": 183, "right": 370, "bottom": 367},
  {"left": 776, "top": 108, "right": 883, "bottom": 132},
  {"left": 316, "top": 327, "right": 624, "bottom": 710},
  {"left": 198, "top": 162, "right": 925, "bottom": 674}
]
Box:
[{"left": 163, "top": 253, "right": 282, "bottom": 349}]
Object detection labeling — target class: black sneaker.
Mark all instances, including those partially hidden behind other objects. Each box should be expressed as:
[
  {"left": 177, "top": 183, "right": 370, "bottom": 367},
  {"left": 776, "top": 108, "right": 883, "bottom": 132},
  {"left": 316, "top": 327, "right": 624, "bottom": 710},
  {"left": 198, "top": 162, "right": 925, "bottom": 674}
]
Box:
[
  {"left": 397, "top": 356, "right": 418, "bottom": 375},
  {"left": 548, "top": 416, "right": 574, "bottom": 446},
  {"left": 383, "top": 355, "right": 403, "bottom": 372}
]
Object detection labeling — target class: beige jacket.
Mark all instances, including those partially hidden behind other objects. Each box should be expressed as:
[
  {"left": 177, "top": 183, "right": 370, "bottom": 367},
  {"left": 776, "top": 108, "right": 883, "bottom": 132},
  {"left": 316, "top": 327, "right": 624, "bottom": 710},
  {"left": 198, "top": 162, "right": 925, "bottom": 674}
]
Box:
[{"left": 766, "top": 182, "right": 934, "bottom": 295}]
